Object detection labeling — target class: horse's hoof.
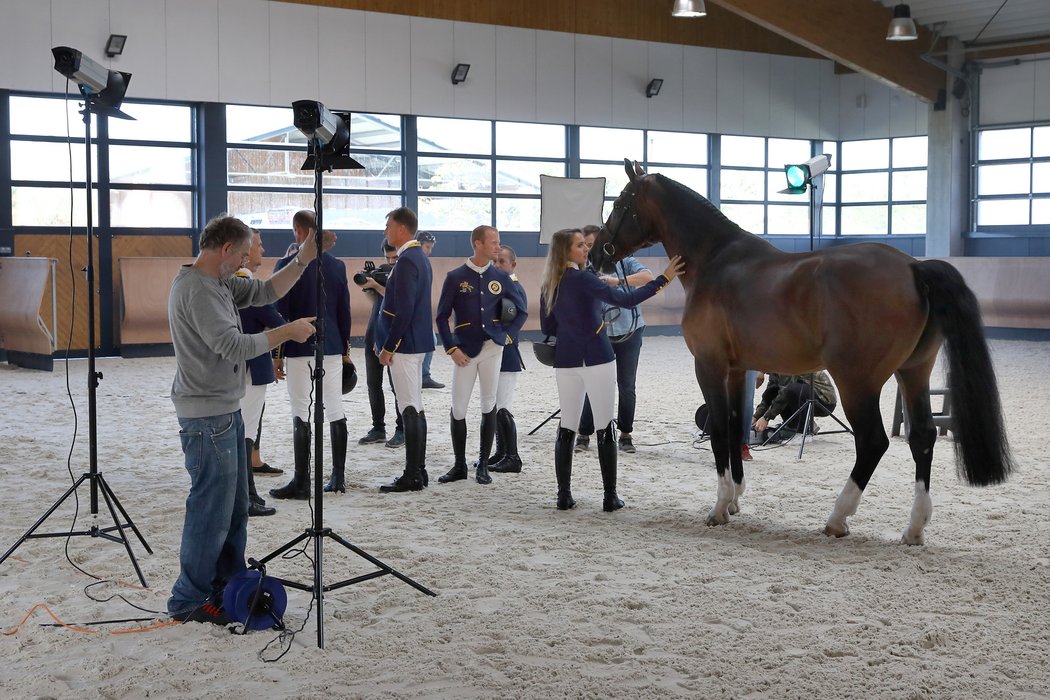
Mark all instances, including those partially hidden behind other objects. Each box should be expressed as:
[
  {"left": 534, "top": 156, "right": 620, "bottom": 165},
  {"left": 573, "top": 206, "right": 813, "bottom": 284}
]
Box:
[
  {"left": 728, "top": 499, "right": 740, "bottom": 516},
  {"left": 705, "top": 509, "right": 729, "bottom": 526},
  {"left": 823, "top": 522, "right": 849, "bottom": 538},
  {"left": 900, "top": 530, "right": 925, "bottom": 546}
]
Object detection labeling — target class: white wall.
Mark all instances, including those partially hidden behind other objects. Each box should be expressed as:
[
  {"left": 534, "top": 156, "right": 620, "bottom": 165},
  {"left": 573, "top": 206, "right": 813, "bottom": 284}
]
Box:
[
  {"left": 978, "top": 59, "right": 1050, "bottom": 126},
  {"left": 0, "top": 0, "right": 926, "bottom": 139}
]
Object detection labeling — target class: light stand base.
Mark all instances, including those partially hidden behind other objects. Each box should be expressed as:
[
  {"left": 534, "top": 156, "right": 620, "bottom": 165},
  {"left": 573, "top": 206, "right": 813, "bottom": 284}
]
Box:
[
  {"left": 0, "top": 472, "right": 153, "bottom": 587},
  {"left": 761, "top": 395, "right": 853, "bottom": 459}
]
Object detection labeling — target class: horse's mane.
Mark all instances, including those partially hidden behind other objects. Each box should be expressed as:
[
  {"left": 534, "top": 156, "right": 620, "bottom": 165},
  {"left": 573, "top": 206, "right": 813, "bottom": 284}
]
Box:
[{"left": 651, "top": 174, "right": 748, "bottom": 238}]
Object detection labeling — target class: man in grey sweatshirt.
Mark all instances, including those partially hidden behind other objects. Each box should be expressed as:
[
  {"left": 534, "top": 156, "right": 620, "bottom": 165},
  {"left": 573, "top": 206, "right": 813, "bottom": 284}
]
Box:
[{"left": 167, "top": 214, "right": 319, "bottom": 624}]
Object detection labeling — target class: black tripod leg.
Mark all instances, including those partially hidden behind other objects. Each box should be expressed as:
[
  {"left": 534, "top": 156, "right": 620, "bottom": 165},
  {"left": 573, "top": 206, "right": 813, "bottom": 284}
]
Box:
[
  {"left": 324, "top": 531, "right": 437, "bottom": 597},
  {"left": 254, "top": 530, "right": 313, "bottom": 573},
  {"left": 96, "top": 474, "right": 153, "bottom": 554},
  {"left": 528, "top": 410, "right": 560, "bottom": 436},
  {"left": 797, "top": 401, "right": 816, "bottom": 460},
  {"left": 95, "top": 475, "right": 149, "bottom": 587},
  {"left": 0, "top": 474, "right": 87, "bottom": 565}
]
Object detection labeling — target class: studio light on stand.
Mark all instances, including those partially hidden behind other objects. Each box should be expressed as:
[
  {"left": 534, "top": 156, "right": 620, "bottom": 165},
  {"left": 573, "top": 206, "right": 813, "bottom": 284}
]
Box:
[
  {"left": 252, "top": 100, "right": 435, "bottom": 649},
  {"left": 772, "top": 153, "right": 853, "bottom": 458},
  {"left": 0, "top": 47, "right": 152, "bottom": 585}
]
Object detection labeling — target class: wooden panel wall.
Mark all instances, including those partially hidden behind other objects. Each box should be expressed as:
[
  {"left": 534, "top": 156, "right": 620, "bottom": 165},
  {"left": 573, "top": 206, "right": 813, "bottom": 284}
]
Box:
[
  {"left": 288, "top": 0, "right": 818, "bottom": 58},
  {"left": 11, "top": 234, "right": 192, "bottom": 352},
  {"left": 14, "top": 234, "right": 101, "bottom": 353}
]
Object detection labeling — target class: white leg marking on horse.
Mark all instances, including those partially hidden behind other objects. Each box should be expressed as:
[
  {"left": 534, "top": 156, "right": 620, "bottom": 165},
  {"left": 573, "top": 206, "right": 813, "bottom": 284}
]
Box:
[
  {"left": 824, "top": 479, "right": 863, "bottom": 538},
  {"left": 901, "top": 481, "right": 933, "bottom": 546},
  {"left": 729, "top": 477, "right": 746, "bottom": 515},
  {"left": 706, "top": 471, "right": 734, "bottom": 526}
]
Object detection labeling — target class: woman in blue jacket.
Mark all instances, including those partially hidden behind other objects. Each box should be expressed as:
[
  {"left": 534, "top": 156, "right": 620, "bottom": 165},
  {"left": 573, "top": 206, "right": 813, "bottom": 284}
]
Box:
[{"left": 539, "top": 228, "right": 683, "bottom": 512}]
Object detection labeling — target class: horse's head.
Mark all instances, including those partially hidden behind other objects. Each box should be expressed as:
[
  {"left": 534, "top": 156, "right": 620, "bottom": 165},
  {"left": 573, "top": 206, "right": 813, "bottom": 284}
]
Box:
[{"left": 590, "top": 159, "right": 656, "bottom": 272}]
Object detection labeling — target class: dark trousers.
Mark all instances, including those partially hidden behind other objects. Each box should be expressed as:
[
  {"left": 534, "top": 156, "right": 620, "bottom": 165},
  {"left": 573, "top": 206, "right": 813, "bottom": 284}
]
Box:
[
  {"left": 580, "top": 326, "right": 645, "bottom": 436},
  {"left": 778, "top": 381, "right": 834, "bottom": 430},
  {"left": 364, "top": 321, "right": 402, "bottom": 431}
]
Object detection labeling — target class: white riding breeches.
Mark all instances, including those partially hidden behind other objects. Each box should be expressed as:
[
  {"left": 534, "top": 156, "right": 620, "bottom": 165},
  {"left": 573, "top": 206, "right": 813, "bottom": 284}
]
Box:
[
  {"left": 450, "top": 340, "right": 503, "bottom": 420},
  {"left": 241, "top": 378, "right": 267, "bottom": 440},
  {"left": 285, "top": 355, "right": 345, "bottom": 422},
  {"left": 388, "top": 352, "right": 425, "bottom": 413},
  {"left": 495, "top": 372, "right": 519, "bottom": 413},
  {"left": 556, "top": 361, "right": 616, "bottom": 433}
]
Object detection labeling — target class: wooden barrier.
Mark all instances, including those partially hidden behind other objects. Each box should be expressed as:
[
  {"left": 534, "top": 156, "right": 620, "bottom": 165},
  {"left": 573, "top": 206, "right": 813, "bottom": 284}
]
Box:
[
  {"left": 116, "top": 255, "right": 1050, "bottom": 352},
  {"left": 0, "top": 257, "right": 56, "bottom": 369},
  {"left": 938, "top": 257, "right": 1050, "bottom": 330}
]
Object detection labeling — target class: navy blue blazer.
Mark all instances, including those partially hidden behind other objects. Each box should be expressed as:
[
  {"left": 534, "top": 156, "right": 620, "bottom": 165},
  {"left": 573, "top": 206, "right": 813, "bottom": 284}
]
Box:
[
  {"left": 375, "top": 242, "right": 435, "bottom": 355},
  {"left": 539, "top": 267, "right": 669, "bottom": 368},
  {"left": 436, "top": 262, "right": 528, "bottom": 359},
  {"left": 235, "top": 270, "right": 286, "bottom": 385},
  {"left": 274, "top": 251, "right": 351, "bottom": 358},
  {"left": 500, "top": 276, "right": 527, "bottom": 373}
]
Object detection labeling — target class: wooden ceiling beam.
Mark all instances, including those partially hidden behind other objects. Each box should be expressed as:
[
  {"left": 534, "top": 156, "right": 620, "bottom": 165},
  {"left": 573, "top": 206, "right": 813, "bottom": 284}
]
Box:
[{"left": 708, "top": 0, "right": 945, "bottom": 102}]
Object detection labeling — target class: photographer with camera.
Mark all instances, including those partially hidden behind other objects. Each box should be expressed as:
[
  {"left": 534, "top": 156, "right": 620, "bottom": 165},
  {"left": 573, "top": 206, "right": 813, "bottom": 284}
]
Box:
[{"left": 355, "top": 242, "right": 404, "bottom": 448}]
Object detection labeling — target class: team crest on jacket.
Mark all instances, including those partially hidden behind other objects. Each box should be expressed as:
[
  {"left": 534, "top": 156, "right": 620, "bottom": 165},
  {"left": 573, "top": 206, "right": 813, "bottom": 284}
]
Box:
[
  {"left": 488, "top": 280, "right": 502, "bottom": 294},
  {"left": 459, "top": 281, "right": 474, "bottom": 293}
]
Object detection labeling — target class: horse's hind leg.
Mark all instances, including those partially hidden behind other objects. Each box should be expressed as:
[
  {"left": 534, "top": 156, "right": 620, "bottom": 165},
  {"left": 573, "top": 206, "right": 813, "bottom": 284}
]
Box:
[
  {"left": 896, "top": 364, "right": 938, "bottom": 545},
  {"left": 824, "top": 384, "right": 890, "bottom": 538}
]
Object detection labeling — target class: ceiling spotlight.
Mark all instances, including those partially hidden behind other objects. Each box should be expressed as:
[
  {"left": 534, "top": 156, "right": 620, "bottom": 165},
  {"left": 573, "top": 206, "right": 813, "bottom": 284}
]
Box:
[
  {"left": 672, "top": 0, "right": 706, "bottom": 18},
  {"left": 451, "top": 63, "right": 470, "bottom": 85},
  {"left": 886, "top": 3, "right": 918, "bottom": 42},
  {"left": 646, "top": 79, "right": 664, "bottom": 99},
  {"left": 105, "top": 34, "right": 127, "bottom": 58}
]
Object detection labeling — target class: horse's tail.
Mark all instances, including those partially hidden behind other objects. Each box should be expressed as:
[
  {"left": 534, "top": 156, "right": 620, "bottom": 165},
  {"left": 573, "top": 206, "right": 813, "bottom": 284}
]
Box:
[{"left": 912, "top": 260, "right": 1014, "bottom": 486}]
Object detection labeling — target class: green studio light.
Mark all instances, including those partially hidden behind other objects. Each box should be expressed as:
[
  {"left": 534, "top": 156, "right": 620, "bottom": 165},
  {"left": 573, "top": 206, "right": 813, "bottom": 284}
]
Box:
[{"left": 781, "top": 154, "right": 831, "bottom": 195}]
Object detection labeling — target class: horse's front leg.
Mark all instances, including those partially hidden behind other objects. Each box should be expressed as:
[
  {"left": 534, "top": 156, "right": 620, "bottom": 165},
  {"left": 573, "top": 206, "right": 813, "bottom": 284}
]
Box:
[
  {"left": 824, "top": 387, "right": 888, "bottom": 538},
  {"left": 726, "top": 368, "right": 747, "bottom": 515},
  {"left": 696, "top": 359, "right": 734, "bottom": 526}
]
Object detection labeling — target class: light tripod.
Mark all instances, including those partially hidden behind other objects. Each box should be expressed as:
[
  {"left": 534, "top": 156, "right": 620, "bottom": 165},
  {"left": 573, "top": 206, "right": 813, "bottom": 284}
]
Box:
[
  {"left": 254, "top": 107, "right": 434, "bottom": 649},
  {"left": 0, "top": 82, "right": 152, "bottom": 585},
  {"left": 765, "top": 160, "right": 853, "bottom": 458}
]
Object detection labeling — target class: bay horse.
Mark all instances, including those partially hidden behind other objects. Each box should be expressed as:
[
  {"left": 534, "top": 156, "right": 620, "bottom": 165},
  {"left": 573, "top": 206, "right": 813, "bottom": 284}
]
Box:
[{"left": 592, "top": 160, "right": 1013, "bottom": 544}]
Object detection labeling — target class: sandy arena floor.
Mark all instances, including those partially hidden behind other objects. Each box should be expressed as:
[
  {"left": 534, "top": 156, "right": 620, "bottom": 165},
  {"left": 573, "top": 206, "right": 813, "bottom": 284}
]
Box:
[{"left": 1, "top": 335, "right": 1048, "bottom": 698}]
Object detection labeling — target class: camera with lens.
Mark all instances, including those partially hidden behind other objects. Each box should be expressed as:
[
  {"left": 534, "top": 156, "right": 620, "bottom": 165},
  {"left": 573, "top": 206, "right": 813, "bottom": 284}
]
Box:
[{"left": 353, "top": 260, "right": 392, "bottom": 287}]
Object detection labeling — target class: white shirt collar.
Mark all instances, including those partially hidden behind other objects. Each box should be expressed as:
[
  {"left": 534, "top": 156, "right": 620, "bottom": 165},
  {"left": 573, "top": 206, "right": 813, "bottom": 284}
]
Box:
[
  {"left": 567, "top": 262, "right": 580, "bottom": 270},
  {"left": 466, "top": 258, "right": 492, "bottom": 274},
  {"left": 396, "top": 239, "right": 420, "bottom": 256}
]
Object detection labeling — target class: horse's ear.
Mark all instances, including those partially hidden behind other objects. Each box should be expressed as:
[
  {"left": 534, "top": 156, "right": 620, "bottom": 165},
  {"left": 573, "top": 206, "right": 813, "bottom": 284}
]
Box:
[
  {"left": 633, "top": 160, "right": 646, "bottom": 177},
  {"left": 624, "top": 158, "right": 636, "bottom": 182}
]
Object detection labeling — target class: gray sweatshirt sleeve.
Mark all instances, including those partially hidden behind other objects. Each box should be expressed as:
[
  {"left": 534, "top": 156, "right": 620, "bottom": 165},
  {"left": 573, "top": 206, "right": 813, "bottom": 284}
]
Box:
[{"left": 188, "top": 279, "right": 269, "bottom": 364}]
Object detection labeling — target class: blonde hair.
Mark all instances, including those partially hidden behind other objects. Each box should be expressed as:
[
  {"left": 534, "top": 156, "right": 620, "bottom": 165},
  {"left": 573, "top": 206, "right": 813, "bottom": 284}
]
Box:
[{"left": 540, "top": 228, "right": 582, "bottom": 315}]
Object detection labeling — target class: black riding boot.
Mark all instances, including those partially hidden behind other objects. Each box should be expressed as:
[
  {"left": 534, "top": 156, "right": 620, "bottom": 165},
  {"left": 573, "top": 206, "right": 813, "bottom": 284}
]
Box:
[
  {"left": 474, "top": 410, "right": 495, "bottom": 485},
  {"left": 555, "top": 426, "right": 576, "bottom": 510},
  {"left": 438, "top": 411, "right": 469, "bottom": 483},
  {"left": 597, "top": 422, "right": 624, "bottom": 512},
  {"left": 488, "top": 412, "right": 505, "bottom": 466},
  {"left": 418, "top": 410, "right": 429, "bottom": 488},
  {"left": 380, "top": 407, "right": 424, "bottom": 493},
  {"left": 270, "top": 417, "right": 311, "bottom": 500},
  {"left": 245, "top": 438, "right": 275, "bottom": 516},
  {"left": 324, "top": 418, "right": 348, "bottom": 493},
  {"left": 490, "top": 409, "right": 522, "bottom": 473}
]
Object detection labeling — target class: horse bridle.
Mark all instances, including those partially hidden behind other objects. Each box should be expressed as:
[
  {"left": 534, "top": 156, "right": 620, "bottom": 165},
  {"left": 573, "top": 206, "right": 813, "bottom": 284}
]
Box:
[{"left": 600, "top": 184, "right": 640, "bottom": 261}]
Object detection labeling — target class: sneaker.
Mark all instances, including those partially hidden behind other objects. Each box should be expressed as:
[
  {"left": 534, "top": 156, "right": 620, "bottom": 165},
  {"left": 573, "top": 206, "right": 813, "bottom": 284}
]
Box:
[
  {"left": 358, "top": 427, "right": 387, "bottom": 445},
  {"left": 421, "top": 377, "right": 445, "bottom": 389},
  {"left": 618, "top": 434, "right": 636, "bottom": 454},
  {"left": 171, "top": 601, "right": 232, "bottom": 626},
  {"left": 574, "top": 435, "right": 590, "bottom": 452},
  {"left": 385, "top": 429, "right": 405, "bottom": 448},
  {"left": 741, "top": 444, "right": 753, "bottom": 462}
]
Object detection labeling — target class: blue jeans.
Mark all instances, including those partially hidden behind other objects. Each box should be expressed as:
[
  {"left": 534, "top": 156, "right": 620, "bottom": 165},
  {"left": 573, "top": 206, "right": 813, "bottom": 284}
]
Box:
[
  {"left": 579, "top": 327, "right": 645, "bottom": 435},
  {"left": 168, "top": 411, "right": 248, "bottom": 615},
  {"left": 742, "top": 370, "right": 757, "bottom": 441}
]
